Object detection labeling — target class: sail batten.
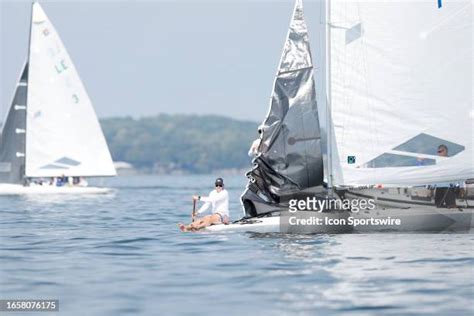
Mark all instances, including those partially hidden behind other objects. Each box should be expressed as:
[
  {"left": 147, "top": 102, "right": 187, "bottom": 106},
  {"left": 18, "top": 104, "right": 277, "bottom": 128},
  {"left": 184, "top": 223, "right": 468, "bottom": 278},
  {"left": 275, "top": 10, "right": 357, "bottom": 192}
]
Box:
[{"left": 278, "top": 65, "right": 314, "bottom": 76}]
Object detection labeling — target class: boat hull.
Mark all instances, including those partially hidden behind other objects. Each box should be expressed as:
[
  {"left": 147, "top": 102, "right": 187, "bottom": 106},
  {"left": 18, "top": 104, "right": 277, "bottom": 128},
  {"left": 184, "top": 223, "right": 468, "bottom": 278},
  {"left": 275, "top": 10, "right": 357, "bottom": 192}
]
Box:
[
  {"left": 352, "top": 207, "right": 474, "bottom": 233},
  {"left": 0, "top": 184, "right": 112, "bottom": 195},
  {"left": 235, "top": 185, "right": 474, "bottom": 233},
  {"left": 205, "top": 207, "right": 474, "bottom": 234},
  {"left": 205, "top": 217, "right": 280, "bottom": 233},
  {"left": 205, "top": 211, "right": 353, "bottom": 234}
]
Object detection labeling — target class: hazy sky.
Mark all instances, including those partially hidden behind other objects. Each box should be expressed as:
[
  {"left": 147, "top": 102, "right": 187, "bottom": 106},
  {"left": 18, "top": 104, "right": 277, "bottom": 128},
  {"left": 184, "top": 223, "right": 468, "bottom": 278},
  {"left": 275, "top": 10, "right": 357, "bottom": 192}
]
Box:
[{"left": 1, "top": 0, "right": 326, "bottom": 121}]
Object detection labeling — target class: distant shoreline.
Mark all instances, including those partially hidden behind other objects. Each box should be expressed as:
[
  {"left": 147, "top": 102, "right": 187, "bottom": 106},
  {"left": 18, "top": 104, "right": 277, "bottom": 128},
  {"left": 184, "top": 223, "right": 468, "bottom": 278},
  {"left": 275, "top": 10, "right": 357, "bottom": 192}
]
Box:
[
  {"left": 101, "top": 113, "right": 258, "bottom": 174},
  {"left": 114, "top": 164, "right": 249, "bottom": 176},
  {"left": 1, "top": 114, "right": 259, "bottom": 174}
]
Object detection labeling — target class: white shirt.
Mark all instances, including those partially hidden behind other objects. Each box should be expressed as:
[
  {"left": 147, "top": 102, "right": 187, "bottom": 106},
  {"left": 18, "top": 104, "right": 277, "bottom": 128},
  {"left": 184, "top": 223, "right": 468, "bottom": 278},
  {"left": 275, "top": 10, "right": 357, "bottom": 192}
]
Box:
[{"left": 197, "top": 189, "right": 229, "bottom": 217}]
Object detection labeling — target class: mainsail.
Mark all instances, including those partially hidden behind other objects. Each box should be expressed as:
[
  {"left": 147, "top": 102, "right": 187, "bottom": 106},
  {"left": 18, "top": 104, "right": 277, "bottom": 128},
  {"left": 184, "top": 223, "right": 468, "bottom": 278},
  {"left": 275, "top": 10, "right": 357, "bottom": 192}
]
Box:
[
  {"left": 242, "top": 0, "right": 324, "bottom": 212},
  {"left": 327, "top": 0, "right": 473, "bottom": 187},
  {"left": 0, "top": 64, "right": 29, "bottom": 184},
  {"left": 25, "top": 2, "right": 116, "bottom": 178}
]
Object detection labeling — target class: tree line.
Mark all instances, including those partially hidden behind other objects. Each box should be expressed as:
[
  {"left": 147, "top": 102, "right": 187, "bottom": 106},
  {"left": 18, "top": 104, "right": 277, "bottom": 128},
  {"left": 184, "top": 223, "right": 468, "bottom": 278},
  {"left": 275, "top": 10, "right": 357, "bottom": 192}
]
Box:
[{"left": 100, "top": 114, "right": 258, "bottom": 173}]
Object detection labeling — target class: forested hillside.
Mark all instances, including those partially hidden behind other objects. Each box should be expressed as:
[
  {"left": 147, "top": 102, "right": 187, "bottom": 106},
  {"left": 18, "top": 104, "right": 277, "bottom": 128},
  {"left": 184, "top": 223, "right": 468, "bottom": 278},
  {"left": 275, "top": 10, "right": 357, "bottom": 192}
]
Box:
[{"left": 100, "top": 114, "right": 259, "bottom": 173}]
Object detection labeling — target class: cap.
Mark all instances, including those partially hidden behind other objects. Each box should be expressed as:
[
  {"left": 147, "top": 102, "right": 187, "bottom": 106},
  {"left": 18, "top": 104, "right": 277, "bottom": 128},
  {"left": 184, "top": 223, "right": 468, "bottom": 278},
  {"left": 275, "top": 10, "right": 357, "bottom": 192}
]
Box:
[{"left": 215, "top": 178, "right": 224, "bottom": 186}]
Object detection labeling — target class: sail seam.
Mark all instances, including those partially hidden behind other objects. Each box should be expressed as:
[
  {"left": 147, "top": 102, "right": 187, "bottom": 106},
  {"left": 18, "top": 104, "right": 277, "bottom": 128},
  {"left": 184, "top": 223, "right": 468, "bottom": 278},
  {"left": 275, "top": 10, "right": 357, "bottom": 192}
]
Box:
[{"left": 278, "top": 65, "right": 313, "bottom": 76}]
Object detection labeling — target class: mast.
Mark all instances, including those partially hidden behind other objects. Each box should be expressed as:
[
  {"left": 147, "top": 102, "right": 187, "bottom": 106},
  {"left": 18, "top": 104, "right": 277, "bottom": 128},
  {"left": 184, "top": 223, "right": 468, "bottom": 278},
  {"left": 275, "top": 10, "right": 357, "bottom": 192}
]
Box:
[
  {"left": 325, "top": 0, "right": 334, "bottom": 195},
  {"left": 22, "top": 2, "right": 34, "bottom": 182}
]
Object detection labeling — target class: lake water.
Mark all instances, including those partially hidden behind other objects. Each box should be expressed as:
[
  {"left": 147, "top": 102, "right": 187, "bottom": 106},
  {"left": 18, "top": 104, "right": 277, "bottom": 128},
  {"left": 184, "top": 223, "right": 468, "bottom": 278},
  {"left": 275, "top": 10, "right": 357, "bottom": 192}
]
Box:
[{"left": 1, "top": 175, "right": 473, "bottom": 315}]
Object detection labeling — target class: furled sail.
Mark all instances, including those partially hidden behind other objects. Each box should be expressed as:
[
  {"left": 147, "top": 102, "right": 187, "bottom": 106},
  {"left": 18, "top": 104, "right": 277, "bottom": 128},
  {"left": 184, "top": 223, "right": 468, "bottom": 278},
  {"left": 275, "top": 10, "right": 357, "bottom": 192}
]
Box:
[
  {"left": 242, "top": 0, "right": 324, "bottom": 208},
  {"left": 328, "top": 0, "right": 473, "bottom": 187},
  {"left": 0, "top": 64, "right": 28, "bottom": 184},
  {"left": 26, "top": 3, "right": 116, "bottom": 177}
]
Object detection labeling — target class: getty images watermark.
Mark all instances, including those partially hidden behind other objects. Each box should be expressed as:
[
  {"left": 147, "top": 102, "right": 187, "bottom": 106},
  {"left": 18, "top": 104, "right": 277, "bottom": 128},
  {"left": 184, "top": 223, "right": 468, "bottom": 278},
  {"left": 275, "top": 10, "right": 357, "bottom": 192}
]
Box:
[
  {"left": 289, "top": 197, "right": 376, "bottom": 213},
  {"left": 281, "top": 197, "right": 402, "bottom": 233}
]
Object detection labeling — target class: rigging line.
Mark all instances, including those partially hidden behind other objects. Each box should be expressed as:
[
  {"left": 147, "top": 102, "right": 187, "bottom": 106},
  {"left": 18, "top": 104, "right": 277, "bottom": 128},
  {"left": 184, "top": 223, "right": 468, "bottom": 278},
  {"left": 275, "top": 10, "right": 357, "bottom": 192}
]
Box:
[
  {"left": 340, "top": 0, "right": 351, "bottom": 162},
  {"left": 339, "top": 4, "right": 357, "bottom": 181},
  {"left": 326, "top": 0, "right": 334, "bottom": 190},
  {"left": 356, "top": 0, "right": 380, "bottom": 184}
]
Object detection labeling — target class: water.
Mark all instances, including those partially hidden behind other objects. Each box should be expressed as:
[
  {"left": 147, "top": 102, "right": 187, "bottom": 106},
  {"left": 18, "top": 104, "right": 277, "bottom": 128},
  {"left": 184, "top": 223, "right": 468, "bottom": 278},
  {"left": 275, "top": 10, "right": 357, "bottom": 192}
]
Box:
[{"left": 1, "top": 175, "right": 473, "bottom": 316}]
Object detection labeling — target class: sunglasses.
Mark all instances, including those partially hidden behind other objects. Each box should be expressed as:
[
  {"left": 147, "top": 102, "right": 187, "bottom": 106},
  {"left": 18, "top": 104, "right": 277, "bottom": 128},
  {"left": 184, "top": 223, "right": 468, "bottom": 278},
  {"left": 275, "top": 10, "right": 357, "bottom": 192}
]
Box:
[{"left": 215, "top": 184, "right": 223, "bottom": 187}]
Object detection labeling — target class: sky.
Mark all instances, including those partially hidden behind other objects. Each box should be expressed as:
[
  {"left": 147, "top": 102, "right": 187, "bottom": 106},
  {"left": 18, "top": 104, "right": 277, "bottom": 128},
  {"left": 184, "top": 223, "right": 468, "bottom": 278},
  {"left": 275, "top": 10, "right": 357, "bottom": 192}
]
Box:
[{"left": 0, "top": 0, "right": 327, "bottom": 122}]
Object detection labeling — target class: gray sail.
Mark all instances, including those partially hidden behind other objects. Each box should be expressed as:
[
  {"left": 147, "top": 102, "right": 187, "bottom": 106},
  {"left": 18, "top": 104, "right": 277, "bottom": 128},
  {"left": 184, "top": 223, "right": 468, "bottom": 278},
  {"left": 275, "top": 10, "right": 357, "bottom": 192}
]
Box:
[
  {"left": 241, "top": 0, "right": 323, "bottom": 216},
  {"left": 0, "top": 64, "right": 28, "bottom": 184}
]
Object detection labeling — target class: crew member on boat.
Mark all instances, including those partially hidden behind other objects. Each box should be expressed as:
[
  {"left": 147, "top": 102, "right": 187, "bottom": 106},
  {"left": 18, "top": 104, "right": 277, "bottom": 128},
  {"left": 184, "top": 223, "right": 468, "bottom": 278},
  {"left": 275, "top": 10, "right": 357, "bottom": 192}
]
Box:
[
  {"left": 179, "top": 178, "right": 229, "bottom": 232},
  {"left": 434, "top": 144, "right": 457, "bottom": 208}
]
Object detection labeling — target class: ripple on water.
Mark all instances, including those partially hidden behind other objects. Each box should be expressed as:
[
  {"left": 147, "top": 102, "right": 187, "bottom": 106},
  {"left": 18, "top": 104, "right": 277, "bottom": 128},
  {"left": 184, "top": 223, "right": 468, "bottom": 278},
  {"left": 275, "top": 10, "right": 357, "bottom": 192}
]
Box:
[{"left": 1, "top": 175, "right": 473, "bottom": 316}]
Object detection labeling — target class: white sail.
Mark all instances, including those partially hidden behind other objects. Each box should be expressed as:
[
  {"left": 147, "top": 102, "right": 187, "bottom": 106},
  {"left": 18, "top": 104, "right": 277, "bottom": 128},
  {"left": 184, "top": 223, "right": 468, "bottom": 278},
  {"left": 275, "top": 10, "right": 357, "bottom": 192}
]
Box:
[
  {"left": 0, "top": 63, "right": 28, "bottom": 184},
  {"left": 328, "top": 0, "right": 473, "bottom": 187},
  {"left": 26, "top": 3, "right": 116, "bottom": 177}
]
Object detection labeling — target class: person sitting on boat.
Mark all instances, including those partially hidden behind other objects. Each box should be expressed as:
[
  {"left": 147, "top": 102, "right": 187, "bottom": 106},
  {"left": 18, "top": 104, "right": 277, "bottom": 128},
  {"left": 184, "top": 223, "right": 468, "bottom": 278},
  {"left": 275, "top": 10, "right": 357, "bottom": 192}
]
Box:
[
  {"left": 77, "top": 177, "right": 88, "bottom": 187},
  {"left": 73, "top": 177, "right": 80, "bottom": 185},
  {"left": 55, "top": 175, "right": 69, "bottom": 187},
  {"left": 437, "top": 144, "right": 448, "bottom": 157},
  {"left": 55, "top": 176, "right": 64, "bottom": 187},
  {"left": 434, "top": 144, "right": 457, "bottom": 208},
  {"left": 179, "top": 178, "right": 229, "bottom": 232}
]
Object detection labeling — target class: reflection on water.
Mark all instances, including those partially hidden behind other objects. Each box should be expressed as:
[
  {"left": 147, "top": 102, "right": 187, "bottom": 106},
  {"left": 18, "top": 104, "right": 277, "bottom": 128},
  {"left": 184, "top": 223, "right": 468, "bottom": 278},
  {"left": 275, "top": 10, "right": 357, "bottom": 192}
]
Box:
[
  {"left": 249, "top": 233, "right": 473, "bottom": 314},
  {"left": 1, "top": 175, "right": 473, "bottom": 315}
]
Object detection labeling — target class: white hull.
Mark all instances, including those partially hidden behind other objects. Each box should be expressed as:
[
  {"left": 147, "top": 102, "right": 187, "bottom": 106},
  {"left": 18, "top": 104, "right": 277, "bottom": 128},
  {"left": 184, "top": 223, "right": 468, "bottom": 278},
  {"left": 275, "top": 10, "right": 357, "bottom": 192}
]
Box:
[
  {"left": 0, "top": 184, "right": 112, "bottom": 195},
  {"left": 205, "top": 217, "right": 280, "bottom": 233},
  {"left": 353, "top": 207, "right": 474, "bottom": 233},
  {"left": 205, "top": 207, "right": 474, "bottom": 234},
  {"left": 205, "top": 211, "right": 352, "bottom": 234}
]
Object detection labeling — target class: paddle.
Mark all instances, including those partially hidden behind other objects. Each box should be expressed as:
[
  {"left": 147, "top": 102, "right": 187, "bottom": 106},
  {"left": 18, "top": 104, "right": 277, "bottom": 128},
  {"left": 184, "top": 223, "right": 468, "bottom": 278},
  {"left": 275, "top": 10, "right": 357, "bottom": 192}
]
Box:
[{"left": 191, "top": 199, "right": 196, "bottom": 222}]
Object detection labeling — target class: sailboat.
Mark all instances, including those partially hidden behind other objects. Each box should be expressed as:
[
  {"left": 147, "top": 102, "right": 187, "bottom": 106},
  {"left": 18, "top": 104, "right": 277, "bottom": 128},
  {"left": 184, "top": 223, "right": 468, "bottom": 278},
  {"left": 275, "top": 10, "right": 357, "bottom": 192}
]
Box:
[
  {"left": 0, "top": 2, "right": 116, "bottom": 195},
  {"left": 207, "top": 0, "right": 474, "bottom": 233}
]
